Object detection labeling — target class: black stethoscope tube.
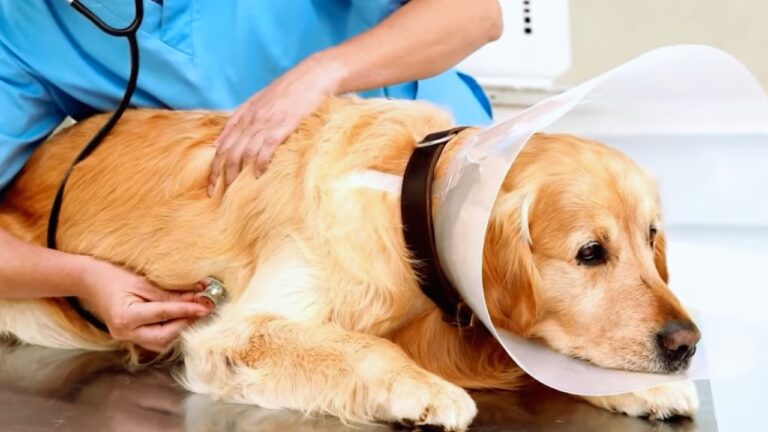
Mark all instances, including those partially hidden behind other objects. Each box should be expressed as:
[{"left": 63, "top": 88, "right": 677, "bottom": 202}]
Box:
[
  {"left": 47, "top": 0, "right": 144, "bottom": 250},
  {"left": 48, "top": 0, "right": 145, "bottom": 333},
  {"left": 68, "top": 0, "right": 143, "bottom": 36}
]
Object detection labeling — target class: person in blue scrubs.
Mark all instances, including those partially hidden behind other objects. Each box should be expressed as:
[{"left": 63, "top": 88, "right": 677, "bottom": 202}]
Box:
[{"left": 0, "top": 0, "right": 501, "bottom": 352}]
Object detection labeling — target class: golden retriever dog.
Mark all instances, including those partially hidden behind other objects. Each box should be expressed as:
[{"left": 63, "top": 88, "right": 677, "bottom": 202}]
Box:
[{"left": 0, "top": 97, "right": 700, "bottom": 430}]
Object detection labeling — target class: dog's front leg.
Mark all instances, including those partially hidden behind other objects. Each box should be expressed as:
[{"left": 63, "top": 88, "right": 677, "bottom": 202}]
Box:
[
  {"left": 179, "top": 314, "right": 477, "bottom": 431},
  {"left": 579, "top": 380, "right": 699, "bottom": 420}
]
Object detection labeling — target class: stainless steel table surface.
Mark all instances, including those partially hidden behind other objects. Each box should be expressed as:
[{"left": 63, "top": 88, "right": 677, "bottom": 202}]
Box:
[
  {"left": 0, "top": 343, "right": 716, "bottom": 432},
  {"left": 5, "top": 227, "right": 765, "bottom": 432}
]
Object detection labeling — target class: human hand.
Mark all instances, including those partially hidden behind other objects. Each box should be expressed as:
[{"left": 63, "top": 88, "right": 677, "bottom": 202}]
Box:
[
  {"left": 207, "top": 54, "right": 345, "bottom": 196},
  {"left": 78, "top": 258, "right": 214, "bottom": 352}
]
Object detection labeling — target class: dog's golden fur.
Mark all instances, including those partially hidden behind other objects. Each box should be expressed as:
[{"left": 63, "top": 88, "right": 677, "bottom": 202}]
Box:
[{"left": 0, "top": 97, "right": 698, "bottom": 429}]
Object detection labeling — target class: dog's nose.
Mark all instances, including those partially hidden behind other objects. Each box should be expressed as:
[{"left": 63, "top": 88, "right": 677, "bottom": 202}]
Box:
[{"left": 656, "top": 321, "right": 701, "bottom": 363}]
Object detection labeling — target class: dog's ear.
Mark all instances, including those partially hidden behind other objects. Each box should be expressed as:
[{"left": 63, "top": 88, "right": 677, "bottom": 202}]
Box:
[
  {"left": 654, "top": 231, "right": 669, "bottom": 283},
  {"left": 482, "top": 194, "right": 540, "bottom": 336}
]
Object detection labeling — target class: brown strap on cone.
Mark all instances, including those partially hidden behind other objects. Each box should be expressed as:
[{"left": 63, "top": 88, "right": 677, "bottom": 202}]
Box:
[{"left": 401, "top": 127, "right": 476, "bottom": 328}]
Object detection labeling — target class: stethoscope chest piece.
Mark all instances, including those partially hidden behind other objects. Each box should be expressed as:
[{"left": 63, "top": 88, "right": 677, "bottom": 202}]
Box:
[{"left": 195, "top": 277, "right": 227, "bottom": 307}]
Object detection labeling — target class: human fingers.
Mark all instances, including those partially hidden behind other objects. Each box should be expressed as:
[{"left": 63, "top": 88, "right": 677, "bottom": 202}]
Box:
[
  {"left": 126, "top": 301, "right": 210, "bottom": 329},
  {"left": 130, "top": 318, "right": 194, "bottom": 353}
]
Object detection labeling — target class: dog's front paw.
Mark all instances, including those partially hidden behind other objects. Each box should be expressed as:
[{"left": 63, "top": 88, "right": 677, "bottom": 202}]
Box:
[
  {"left": 581, "top": 380, "right": 699, "bottom": 420},
  {"left": 374, "top": 370, "right": 477, "bottom": 431}
]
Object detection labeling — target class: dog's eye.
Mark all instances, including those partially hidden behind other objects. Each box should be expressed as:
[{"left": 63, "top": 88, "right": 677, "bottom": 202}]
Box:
[
  {"left": 577, "top": 242, "right": 606, "bottom": 266},
  {"left": 649, "top": 226, "right": 658, "bottom": 246}
]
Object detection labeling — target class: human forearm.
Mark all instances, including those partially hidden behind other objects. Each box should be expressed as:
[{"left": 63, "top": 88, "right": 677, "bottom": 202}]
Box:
[
  {"left": 0, "top": 228, "right": 91, "bottom": 299},
  {"left": 208, "top": 0, "right": 502, "bottom": 192},
  {"left": 0, "top": 227, "right": 212, "bottom": 351},
  {"left": 316, "top": 0, "right": 503, "bottom": 94}
]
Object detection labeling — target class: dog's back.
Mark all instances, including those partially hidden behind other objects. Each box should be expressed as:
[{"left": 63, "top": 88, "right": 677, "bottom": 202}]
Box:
[{"left": 0, "top": 97, "right": 459, "bottom": 346}]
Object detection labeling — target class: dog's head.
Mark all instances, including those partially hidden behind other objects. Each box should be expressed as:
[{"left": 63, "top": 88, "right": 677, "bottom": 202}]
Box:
[{"left": 483, "top": 133, "right": 699, "bottom": 374}]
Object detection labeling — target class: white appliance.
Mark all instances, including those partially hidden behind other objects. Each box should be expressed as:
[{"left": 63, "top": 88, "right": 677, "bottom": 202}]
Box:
[{"left": 457, "top": 0, "right": 571, "bottom": 90}]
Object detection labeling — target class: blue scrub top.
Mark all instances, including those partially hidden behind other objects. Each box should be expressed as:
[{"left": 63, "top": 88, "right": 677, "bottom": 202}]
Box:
[{"left": 0, "top": 0, "right": 492, "bottom": 191}]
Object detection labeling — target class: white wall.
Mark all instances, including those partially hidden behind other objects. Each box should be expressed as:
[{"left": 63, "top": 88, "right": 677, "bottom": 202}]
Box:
[
  {"left": 557, "top": 0, "right": 768, "bottom": 91},
  {"left": 487, "top": 4, "right": 768, "bottom": 228}
]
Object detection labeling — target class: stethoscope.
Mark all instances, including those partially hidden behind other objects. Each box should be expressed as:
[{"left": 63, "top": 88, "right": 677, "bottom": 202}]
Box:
[
  {"left": 50, "top": 1, "right": 225, "bottom": 332},
  {"left": 48, "top": 0, "right": 144, "bottom": 251}
]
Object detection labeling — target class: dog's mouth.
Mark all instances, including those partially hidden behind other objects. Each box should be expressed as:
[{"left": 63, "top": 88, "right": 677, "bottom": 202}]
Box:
[
  {"left": 655, "top": 346, "right": 697, "bottom": 374},
  {"left": 578, "top": 353, "right": 695, "bottom": 375},
  {"left": 555, "top": 342, "right": 697, "bottom": 375},
  {"left": 529, "top": 325, "right": 700, "bottom": 375}
]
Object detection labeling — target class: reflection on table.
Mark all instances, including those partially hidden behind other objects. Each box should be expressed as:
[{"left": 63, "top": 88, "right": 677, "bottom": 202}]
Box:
[{"left": 0, "top": 342, "right": 716, "bottom": 431}]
